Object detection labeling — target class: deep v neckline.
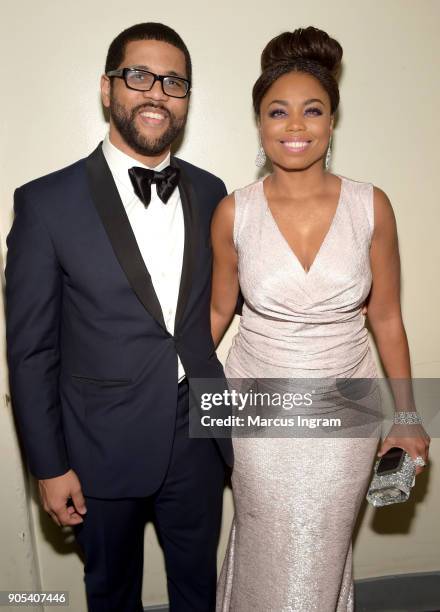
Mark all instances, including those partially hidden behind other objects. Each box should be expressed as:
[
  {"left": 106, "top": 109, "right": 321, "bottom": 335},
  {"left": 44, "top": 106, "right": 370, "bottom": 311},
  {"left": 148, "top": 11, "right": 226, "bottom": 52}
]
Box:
[{"left": 261, "top": 176, "right": 345, "bottom": 276}]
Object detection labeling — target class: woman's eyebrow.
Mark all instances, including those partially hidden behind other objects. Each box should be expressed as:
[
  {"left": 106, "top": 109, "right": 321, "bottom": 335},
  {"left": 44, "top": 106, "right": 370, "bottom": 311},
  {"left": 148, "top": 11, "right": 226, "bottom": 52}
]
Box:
[
  {"left": 303, "top": 98, "right": 325, "bottom": 105},
  {"left": 268, "top": 99, "right": 289, "bottom": 106},
  {"left": 268, "top": 98, "right": 326, "bottom": 106}
]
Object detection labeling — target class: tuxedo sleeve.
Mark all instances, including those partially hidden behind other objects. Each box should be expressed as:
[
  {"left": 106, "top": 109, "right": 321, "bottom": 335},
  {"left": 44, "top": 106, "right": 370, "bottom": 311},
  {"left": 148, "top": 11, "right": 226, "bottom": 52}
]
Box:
[
  {"left": 217, "top": 179, "right": 227, "bottom": 201},
  {"left": 5, "top": 187, "right": 69, "bottom": 479}
]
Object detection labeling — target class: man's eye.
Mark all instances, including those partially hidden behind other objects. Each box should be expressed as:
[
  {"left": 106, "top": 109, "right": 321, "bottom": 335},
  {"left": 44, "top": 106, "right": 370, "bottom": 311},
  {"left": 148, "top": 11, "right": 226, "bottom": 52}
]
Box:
[
  {"left": 166, "top": 78, "right": 185, "bottom": 89},
  {"left": 128, "top": 71, "right": 149, "bottom": 82}
]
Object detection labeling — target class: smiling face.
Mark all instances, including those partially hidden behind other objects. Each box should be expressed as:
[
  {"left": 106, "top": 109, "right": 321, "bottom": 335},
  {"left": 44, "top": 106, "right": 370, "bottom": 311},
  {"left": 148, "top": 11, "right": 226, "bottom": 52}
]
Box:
[
  {"left": 101, "top": 39, "right": 190, "bottom": 164},
  {"left": 259, "top": 71, "right": 333, "bottom": 172}
]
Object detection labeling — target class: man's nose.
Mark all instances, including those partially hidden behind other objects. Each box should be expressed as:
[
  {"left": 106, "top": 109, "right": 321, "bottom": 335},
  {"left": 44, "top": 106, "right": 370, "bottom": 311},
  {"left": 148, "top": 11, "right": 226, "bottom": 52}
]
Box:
[{"left": 142, "top": 78, "right": 168, "bottom": 101}]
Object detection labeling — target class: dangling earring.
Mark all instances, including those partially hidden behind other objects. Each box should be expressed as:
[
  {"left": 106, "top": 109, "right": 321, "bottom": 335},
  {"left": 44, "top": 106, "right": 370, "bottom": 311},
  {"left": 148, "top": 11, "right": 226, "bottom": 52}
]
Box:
[
  {"left": 325, "top": 135, "right": 332, "bottom": 171},
  {"left": 255, "top": 146, "right": 266, "bottom": 167},
  {"left": 255, "top": 135, "right": 266, "bottom": 168}
]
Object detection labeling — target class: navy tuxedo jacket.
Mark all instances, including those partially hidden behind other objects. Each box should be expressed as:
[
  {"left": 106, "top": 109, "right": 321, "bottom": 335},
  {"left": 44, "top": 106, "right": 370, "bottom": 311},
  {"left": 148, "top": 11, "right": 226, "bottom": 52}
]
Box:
[{"left": 6, "top": 144, "right": 233, "bottom": 498}]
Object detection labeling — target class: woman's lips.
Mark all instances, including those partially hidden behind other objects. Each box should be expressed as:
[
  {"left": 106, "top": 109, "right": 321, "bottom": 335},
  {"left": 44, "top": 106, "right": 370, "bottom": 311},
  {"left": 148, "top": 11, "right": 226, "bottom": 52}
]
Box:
[{"left": 281, "top": 140, "right": 311, "bottom": 153}]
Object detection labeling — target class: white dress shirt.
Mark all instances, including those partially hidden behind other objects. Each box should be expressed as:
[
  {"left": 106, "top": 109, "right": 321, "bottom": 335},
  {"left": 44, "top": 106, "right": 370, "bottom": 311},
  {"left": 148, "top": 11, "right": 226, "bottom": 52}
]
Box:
[{"left": 102, "top": 134, "right": 186, "bottom": 381}]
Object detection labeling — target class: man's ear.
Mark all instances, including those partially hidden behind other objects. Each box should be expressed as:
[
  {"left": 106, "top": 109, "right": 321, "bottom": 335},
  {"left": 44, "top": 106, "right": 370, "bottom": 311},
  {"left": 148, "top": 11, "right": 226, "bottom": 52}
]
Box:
[{"left": 101, "top": 74, "right": 111, "bottom": 109}]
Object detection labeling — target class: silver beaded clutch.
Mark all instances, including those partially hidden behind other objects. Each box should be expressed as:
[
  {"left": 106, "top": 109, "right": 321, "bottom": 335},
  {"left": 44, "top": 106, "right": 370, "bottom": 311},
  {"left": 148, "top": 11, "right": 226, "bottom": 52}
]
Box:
[{"left": 366, "top": 451, "right": 416, "bottom": 507}]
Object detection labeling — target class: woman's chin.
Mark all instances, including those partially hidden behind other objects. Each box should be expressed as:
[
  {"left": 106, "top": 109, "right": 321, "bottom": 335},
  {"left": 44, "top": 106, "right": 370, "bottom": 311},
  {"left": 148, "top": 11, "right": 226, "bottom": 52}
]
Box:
[{"left": 271, "top": 156, "right": 323, "bottom": 173}]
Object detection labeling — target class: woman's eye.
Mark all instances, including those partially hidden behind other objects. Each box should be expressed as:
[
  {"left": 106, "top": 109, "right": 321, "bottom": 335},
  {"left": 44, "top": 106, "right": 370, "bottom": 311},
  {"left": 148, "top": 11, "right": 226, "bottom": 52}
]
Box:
[
  {"left": 305, "top": 107, "right": 323, "bottom": 116},
  {"left": 269, "top": 109, "right": 286, "bottom": 118}
]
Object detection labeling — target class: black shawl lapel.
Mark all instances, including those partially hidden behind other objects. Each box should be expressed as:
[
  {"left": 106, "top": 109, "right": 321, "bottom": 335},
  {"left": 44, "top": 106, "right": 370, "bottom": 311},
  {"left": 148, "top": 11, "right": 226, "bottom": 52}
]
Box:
[
  {"left": 85, "top": 144, "right": 167, "bottom": 330},
  {"left": 171, "top": 157, "right": 198, "bottom": 332}
]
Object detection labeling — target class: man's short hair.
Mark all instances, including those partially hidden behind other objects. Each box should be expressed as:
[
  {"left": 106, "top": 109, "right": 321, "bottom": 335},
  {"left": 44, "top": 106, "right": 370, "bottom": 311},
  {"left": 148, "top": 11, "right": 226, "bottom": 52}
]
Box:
[{"left": 105, "top": 22, "right": 192, "bottom": 81}]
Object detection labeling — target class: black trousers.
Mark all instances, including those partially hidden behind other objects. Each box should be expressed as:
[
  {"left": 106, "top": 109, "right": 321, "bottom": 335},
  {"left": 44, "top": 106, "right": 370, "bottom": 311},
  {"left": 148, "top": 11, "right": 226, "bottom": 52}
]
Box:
[{"left": 74, "top": 380, "right": 226, "bottom": 612}]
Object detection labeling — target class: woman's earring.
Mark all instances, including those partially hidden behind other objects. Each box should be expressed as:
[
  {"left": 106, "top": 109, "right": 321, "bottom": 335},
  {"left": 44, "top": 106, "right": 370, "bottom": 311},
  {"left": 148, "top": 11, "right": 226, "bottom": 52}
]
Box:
[
  {"left": 255, "top": 139, "right": 266, "bottom": 167},
  {"left": 325, "top": 136, "right": 332, "bottom": 171}
]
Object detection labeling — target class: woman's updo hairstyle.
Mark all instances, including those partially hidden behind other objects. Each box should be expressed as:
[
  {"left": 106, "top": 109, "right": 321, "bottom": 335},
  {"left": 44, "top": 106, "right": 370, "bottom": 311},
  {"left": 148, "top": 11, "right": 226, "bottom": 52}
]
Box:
[{"left": 252, "top": 26, "right": 343, "bottom": 115}]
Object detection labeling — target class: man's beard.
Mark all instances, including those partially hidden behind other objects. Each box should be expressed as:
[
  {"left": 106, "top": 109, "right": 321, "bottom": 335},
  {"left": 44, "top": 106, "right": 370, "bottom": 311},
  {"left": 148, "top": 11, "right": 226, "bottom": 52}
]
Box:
[{"left": 109, "top": 98, "right": 187, "bottom": 157}]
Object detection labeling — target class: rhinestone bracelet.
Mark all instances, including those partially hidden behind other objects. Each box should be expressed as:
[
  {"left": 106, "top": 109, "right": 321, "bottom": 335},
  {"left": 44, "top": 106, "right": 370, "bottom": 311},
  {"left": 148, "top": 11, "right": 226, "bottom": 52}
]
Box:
[{"left": 393, "top": 411, "right": 423, "bottom": 425}]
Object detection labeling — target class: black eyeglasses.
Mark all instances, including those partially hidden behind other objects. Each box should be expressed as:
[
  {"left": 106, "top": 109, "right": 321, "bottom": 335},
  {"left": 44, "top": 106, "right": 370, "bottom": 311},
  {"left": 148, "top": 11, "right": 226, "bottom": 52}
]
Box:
[{"left": 106, "top": 67, "right": 191, "bottom": 98}]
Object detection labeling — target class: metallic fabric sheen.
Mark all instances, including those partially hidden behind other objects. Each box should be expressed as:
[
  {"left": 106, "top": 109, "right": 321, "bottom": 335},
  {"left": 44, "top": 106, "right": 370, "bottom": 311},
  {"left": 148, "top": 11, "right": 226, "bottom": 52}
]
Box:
[{"left": 217, "top": 176, "right": 381, "bottom": 612}]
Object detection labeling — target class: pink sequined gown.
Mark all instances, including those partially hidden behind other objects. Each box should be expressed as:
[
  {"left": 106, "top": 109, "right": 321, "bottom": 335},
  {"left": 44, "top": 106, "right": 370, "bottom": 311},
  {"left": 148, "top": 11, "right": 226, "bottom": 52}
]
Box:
[{"left": 216, "top": 176, "right": 381, "bottom": 612}]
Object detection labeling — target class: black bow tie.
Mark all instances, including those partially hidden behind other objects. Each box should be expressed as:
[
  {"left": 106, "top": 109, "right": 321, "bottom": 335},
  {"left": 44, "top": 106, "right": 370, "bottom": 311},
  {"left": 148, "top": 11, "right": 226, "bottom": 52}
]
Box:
[{"left": 128, "top": 165, "right": 180, "bottom": 207}]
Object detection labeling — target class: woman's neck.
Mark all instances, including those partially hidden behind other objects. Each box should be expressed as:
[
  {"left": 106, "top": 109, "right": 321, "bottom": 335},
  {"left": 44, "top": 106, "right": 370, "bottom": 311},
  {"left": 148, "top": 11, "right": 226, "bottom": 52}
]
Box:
[{"left": 267, "top": 162, "right": 330, "bottom": 199}]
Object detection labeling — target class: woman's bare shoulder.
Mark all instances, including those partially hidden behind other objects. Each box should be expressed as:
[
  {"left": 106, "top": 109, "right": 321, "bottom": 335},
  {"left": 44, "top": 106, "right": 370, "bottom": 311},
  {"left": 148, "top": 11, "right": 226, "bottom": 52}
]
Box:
[{"left": 372, "top": 185, "right": 396, "bottom": 233}]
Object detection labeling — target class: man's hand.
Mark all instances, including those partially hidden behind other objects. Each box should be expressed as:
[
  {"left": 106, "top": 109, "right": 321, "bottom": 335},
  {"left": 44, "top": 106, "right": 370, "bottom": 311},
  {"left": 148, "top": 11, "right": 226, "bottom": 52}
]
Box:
[{"left": 38, "top": 469, "right": 87, "bottom": 526}]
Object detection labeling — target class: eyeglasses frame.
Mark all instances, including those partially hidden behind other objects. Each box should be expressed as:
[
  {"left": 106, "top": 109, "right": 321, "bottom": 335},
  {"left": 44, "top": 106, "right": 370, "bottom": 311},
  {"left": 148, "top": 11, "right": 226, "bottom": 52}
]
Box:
[{"left": 106, "top": 67, "right": 191, "bottom": 98}]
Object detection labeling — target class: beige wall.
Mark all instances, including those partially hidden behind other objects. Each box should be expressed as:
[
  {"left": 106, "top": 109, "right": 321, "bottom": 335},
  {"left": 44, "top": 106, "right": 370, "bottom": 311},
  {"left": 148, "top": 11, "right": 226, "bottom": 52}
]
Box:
[{"left": 1, "top": 0, "right": 439, "bottom": 609}]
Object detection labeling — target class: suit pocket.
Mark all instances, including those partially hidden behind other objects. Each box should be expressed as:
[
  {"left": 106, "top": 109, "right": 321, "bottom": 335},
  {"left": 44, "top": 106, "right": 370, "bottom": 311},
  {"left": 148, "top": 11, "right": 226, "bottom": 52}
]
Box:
[{"left": 72, "top": 375, "right": 132, "bottom": 388}]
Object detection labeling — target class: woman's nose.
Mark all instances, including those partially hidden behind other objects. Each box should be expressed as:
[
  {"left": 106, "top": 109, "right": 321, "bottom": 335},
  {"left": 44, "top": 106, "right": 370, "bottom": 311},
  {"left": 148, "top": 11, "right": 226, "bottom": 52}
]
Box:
[{"left": 286, "top": 112, "right": 305, "bottom": 131}]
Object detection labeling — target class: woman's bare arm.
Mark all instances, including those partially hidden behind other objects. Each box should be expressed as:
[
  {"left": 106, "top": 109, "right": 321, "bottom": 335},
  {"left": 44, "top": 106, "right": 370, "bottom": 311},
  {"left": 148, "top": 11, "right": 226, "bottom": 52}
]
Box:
[
  {"left": 210, "top": 194, "right": 240, "bottom": 347},
  {"left": 367, "top": 187, "right": 430, "bottom": 468}
]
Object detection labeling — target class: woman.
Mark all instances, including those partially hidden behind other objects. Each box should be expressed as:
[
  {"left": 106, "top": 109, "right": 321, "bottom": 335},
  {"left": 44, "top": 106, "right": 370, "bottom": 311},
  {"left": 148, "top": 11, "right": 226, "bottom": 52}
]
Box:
[{"left": 211, "top": 27, "right": 430, "bottom": 611}]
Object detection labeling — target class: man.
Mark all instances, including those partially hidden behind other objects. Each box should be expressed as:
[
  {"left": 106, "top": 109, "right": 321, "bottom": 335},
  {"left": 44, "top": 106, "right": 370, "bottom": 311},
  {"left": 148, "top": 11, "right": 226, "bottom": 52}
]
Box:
[{"left": 6, "top": 22, "right": 233, "bottom": 612}]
